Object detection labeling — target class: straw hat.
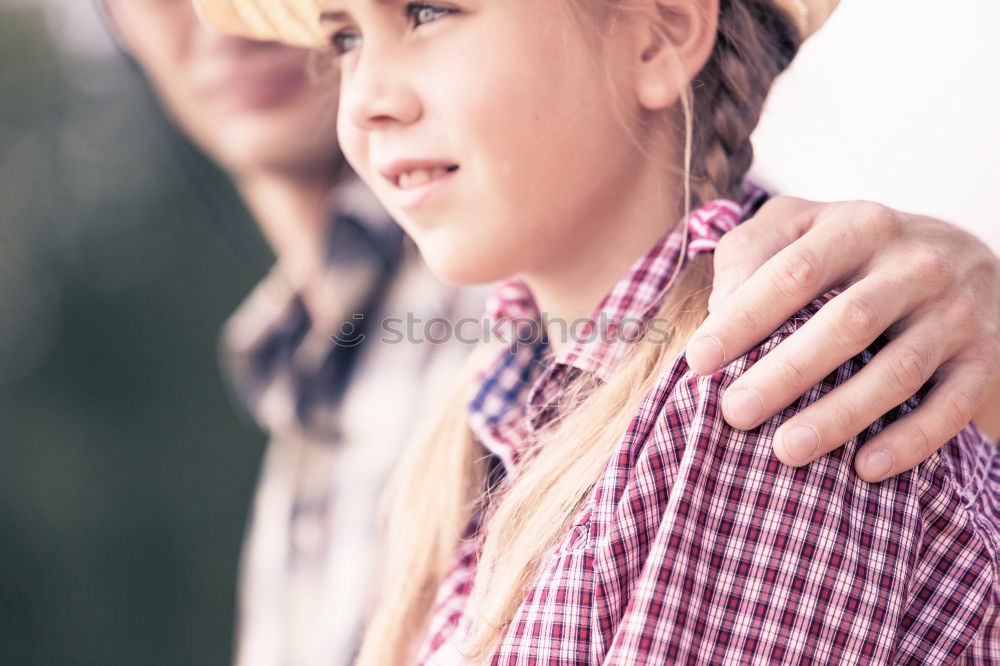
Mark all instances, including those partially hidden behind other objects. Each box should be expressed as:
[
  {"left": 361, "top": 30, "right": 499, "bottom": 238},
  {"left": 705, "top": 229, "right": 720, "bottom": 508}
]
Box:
[
  {"left": 774, "top": 0, "right": 841, "bottom": 41},
  {"left": 193, "top": 0, "right": 840, "bottom": 49},
  {"left": 192, "top": 0, "right": 327, "bottom": 48}
]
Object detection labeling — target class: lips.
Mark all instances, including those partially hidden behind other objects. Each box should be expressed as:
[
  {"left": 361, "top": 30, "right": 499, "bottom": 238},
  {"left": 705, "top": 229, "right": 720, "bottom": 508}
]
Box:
[
  {"left": 377, "top": 160, "right": 461, "bottom": 211},
  {"left": 379, "top": 160, "right": 460, "bottom": 189},
  {"left": 397, "top": 166, "right": 459, "bottom": 190}
]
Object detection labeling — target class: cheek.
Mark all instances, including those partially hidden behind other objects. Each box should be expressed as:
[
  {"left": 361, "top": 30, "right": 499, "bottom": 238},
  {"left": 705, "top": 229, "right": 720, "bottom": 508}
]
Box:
[
  {"left": 130, "top": 39, "right": 202, "bottom": 134},
  {"left": 152, "top": 70, "right": 206, "bottom": 141},
  {"left": 336, "top": 113, "right": 369, "bottom": 181},
  {"left": 467, "top": 51, "right": 628, "bottom": 213}
]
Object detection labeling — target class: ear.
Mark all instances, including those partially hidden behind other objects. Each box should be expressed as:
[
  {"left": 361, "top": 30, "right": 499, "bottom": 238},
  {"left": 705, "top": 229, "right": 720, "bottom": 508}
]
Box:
[{"left": 633, "top": 0, "right": 719, "bottom": 111}]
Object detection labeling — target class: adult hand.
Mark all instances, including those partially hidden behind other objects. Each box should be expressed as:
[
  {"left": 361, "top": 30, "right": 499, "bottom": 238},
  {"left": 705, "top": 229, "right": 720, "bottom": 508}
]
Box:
[{"left": 685, "top": 196, "right": 1000, "bottom": 481}]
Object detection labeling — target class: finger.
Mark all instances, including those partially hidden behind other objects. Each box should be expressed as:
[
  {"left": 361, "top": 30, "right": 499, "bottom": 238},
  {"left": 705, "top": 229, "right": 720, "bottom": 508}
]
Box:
[
  {"left": 720, "top": 275, "right": 925, "bottom": 430},
  {"left": 764, "top": 325, "right": 948, "bottom": 469},
  {"left": 708, "top": 196, "right": 816, "bottom": 313},
  {"left": 686, "top": 203, "right": 896, "bottom": 375},
  {"left": 851, "top": 363, "right": 993, "bottom": 482},
  {"left": 973, "top": 375, "right": 1000, "bottom": 440}
]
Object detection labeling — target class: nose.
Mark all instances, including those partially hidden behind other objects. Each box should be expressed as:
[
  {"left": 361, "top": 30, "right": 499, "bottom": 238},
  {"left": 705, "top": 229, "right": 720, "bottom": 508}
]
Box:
[{"left": 341, "top": 44, "right": 422, "bottom": 132}]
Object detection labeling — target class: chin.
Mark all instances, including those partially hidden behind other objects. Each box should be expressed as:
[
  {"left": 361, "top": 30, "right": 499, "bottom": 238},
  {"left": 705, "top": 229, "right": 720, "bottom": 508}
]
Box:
[
  {"left": 416, "top": 236, "right": 514, "bottom": 287},
  {"left": 212, "top": 140, "right": 333, "bottom": 178},
  {"left": 425, "top": 255, "right": 502, "bottom": 287},
  {"left": 210, "top": 117, "right": 336, "bottom": 170}
]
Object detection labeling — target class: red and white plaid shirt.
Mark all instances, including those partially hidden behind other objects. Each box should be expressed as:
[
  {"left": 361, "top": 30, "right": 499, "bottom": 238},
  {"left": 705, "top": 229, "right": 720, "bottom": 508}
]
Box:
[{"left": 417, "top": 188, "right": 1000, "bottom": 665}]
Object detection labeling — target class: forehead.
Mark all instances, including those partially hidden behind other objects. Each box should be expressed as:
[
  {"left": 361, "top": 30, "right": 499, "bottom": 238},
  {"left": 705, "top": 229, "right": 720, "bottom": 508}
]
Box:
[{"left": 318, "top": 0, "right": 406, "bottom": 19}]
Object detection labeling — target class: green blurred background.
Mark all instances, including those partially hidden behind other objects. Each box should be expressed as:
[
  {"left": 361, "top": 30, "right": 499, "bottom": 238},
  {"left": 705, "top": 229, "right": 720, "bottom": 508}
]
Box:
[{"left": 1, "top": 2, "right": 273, "bottom": 664}]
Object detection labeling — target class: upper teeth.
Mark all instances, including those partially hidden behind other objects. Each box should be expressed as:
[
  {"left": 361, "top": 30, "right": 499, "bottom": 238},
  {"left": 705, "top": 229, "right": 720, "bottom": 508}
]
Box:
[{"left": 398, "top": 167, "right": 450, "bottom": 190}]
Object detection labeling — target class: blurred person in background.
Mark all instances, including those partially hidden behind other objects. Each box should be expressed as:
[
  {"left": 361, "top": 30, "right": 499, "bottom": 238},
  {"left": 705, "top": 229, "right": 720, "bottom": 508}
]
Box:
[
  {"left": 100, "top": 1, "right": 482, "bottom": 664},
  {"left": 103, "top": 0, "right": 1000, "bottom": 664}
]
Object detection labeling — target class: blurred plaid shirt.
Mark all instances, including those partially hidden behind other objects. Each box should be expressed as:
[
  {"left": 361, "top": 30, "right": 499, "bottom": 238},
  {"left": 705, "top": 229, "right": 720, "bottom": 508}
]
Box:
[
  {"left": 220, "top": 179, "right": 482, "bottom": 666},
  {"left": 419, "top": 189, "right": 1000, "bottom": 664}
]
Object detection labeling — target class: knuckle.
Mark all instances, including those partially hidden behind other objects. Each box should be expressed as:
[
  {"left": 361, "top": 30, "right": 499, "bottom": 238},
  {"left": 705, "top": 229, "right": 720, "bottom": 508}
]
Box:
[
  {"left": 726, "top": 295, "right": 772, "bottom": 335},
  {"left": 945, "top": 289, "right": 979, "bottom": 326},
  {"left": 885, "top": 346, "right": 931, "bottom": 392},
  {"left": 775, "top": 247, "right": 822, "bottom": 293},
  {"left": 853, "top": 201, "right": 903, "bottom": 241},
  {"left": 909, "top": 245, "right": 954, "bottom": 286},
  {"left": 905, "top": 421, "right": 937, "bottom": 462},
  {"left": 978, "top": 342, "right": 1000, "bottom": 370},
  {"left": 832, "top": 398, "right": 864, "bottom": 437},
  {"left": 730, "top": 305, "right": 760, "bottom": 334},
  {"left": 770, "top": 357, "right": 809, "bottom": 390},
  {"left": 984, "top": 316, "right": 1000, "bottom": 348},
  {"left": 714, "top": 229, "right": 740, "bottom": 256},
  {"left": 942, "top": 388, "right": 978, "bottom": 433},
  {"left": 759, "top": 194, "right": 802, "bottom": 217},
  {"left": 833, "top": 296, "right": 880, "bottom": 342}
]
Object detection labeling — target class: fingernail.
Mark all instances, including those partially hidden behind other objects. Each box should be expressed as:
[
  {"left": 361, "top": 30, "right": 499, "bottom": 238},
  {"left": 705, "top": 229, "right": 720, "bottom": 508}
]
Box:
[
  {"left": 725, "top": 387, "right": 764, "bottom": 429},
  {"left": 780, "top": 425, "right": 819, "bottom": 465},
  {"left": 863, "top": 450, "right": 895, "bottom": 481},
  {"left": 688, "top": 335, "right": 726, "bottom": 374},
  {"left": 708, "top": 269, "right": 740, "bottom": 313}
]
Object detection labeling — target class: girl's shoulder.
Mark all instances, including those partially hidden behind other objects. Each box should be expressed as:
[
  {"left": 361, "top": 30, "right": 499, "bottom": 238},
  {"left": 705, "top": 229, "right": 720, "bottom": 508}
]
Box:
[
  {"left": 624, "top": 294, "right": 999, "bottom": 654},
  {"left": 629, "top": 289, "right": 994, "bottom": 519},
  {"left": 642, "top": 291, "right": 1000, "bottom": 558},
  {"left": 581, "top": 294, "right": 1000, "bottom": 664},
  {"left": 656, "top": 292, "right": 997, "bottom": 490}
]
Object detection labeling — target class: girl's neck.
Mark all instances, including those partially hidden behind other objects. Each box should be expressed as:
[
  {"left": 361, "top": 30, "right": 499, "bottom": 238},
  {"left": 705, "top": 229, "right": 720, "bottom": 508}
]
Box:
[{"left": 524, "top": 164, "right": 684, "bottom": 355}]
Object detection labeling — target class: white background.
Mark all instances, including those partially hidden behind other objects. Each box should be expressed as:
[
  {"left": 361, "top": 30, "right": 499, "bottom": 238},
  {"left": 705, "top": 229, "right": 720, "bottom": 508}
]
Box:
[{"left": 752, "top": 0, "right": 1000, "bottom": 254}]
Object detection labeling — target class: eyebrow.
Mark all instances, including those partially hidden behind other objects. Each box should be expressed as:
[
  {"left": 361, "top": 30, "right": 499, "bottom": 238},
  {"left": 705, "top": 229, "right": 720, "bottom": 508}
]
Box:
[
  {"left": 319, "top": 0, "right": 400, "bottom": 23},
  {"left": 319, "top": 10, "right": 349, "bottom": 22}
]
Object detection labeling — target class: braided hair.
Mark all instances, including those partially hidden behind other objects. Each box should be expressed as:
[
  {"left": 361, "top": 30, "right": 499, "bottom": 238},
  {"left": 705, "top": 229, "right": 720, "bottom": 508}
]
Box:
[{"left": 690, "top": 0, "right": 800, "bottom": 204}]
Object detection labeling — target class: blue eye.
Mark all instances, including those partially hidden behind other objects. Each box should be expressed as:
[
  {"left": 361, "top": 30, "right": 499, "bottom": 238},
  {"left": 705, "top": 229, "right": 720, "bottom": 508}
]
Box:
[
  {"left": 326, "top": 3, "right": 455, "bottom": 56},
  {"left": 330, "top": 31, "right": 361, "bottom": 55},
  {"left": 406, "top": 3, "right": 456, "bottom": 27}
]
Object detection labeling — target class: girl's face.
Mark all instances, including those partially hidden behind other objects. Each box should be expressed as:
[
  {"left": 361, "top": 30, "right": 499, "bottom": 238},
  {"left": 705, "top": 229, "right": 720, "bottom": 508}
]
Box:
[{"left": 327, "top": 0, "right": 668, "bottom": 286}]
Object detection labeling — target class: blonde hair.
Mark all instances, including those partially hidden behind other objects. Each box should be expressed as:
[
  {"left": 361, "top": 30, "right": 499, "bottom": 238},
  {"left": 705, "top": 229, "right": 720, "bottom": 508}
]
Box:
[{"left": 357, "top": 1, "right": 800, "bottom": 663}]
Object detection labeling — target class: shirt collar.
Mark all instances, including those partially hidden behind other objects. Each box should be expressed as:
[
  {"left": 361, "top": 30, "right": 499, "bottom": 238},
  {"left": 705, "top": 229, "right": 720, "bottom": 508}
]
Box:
[
  {"left": 219, "top": 177, "right": 402, "bottom": 438},
  {"left": 469, "top": 183, "right": 769, "bottom": 472}
]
